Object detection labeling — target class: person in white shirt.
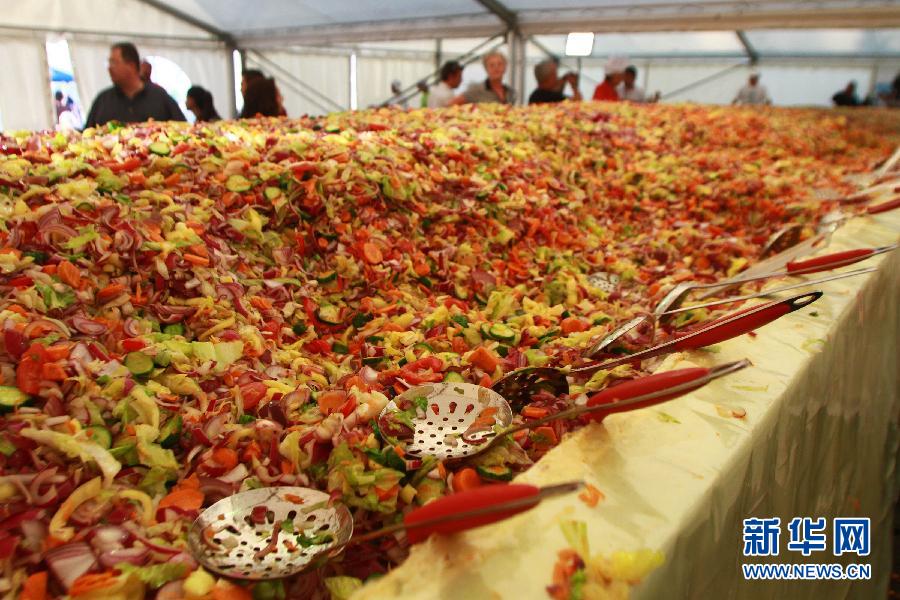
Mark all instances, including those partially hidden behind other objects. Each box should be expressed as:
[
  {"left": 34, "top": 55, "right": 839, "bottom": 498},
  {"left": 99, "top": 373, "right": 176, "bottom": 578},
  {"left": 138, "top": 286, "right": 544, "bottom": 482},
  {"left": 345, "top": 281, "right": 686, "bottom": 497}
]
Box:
[
  {"left": 428, "top": 61, "right": 464, "bottom": 109},
  {"left": 617, "top": 66, "right": 647, "bottom": 102},
  {"left": 733, "top": 71, "right": 771, "bottom": 106}
]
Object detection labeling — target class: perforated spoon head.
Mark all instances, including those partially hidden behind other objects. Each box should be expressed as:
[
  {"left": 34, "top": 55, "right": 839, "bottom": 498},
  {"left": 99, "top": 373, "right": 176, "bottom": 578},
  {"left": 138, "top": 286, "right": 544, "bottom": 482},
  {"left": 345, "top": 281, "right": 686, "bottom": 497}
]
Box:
[
  {"left": 188, "top": 486, "right": 353, "bottom": 580},
  {"left": 489, "top": 367, "right": 569, "bottom": 411},
  {"left": 380, "top": 382, "right": 514, "bottom": 460}
]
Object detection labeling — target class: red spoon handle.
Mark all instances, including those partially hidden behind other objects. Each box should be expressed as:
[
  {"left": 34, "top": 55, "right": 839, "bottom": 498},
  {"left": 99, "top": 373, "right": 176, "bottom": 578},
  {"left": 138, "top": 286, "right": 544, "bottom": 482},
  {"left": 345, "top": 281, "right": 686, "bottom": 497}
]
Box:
[
  {"left": 786, "top": 248, "right": 874, "bottom": 274},
  {"left": 673, "top": 292, "right": 820, "bottom": 351},
  {"left": 584, "top": 367, "right": 708, "bottom": 422},
  {"left": 867, "top": 196, "right": 900, "bottom": 214},
  {"left": 403, "top": 484, "right": 540, "bottom": 544}
]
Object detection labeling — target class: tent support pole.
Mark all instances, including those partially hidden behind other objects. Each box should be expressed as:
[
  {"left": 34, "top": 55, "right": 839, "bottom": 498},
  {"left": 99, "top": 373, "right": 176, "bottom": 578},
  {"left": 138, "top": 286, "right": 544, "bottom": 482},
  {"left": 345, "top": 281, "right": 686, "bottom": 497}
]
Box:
[
  {"left": 226, "top": 43, "right": 238, "bottom": 119},
  {"left": 509, "top": 30, "right": 526, "bottom": 105},
  {"left": 735, "top": 31, "right": 759, "bottom": 64}
]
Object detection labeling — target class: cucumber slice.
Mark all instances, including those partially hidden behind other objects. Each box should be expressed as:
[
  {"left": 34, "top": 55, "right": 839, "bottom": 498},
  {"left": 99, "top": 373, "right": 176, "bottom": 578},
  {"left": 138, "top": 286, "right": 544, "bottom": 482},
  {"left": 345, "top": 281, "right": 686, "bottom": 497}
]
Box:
[
  {"left": 0, "top": 386, "right": 31, "bottom": 413},
  {"left": 476, "top": 465, "right": 513, "bottom": 482},
  {"left": 443, "top": 371, "right": 465, "bottom": 383},
  {"left": 331, "top": 341, "right": 350, "bottom": 354},
  {"left": 362, "top": 356, "right": 384, "bottom": 366},
  {"left": 488, "top": 323, "right": 516, "bottom": 342},
  {"left": 149, "top": 142, "right": 171, "bottom": 156},
  {"left": 316, "top": 271, "right": 337, "bottom": 284},
  {"left": 226, "top": 174, "right": 252, "bottom": 193},
  {"left": 159, "top": 414, "right": 182, "bottom": 449},
  {"left": 163, "top": 323, "right": 184, "bottom": 336},
  {"left": 480, "top": 323, "right": 493, "bottom": 339},
  {"left": 317, "top": 305, "right": 342, "bottom": 325},
  {"left": 264, "top": 186, "right": 282, "bottom": 200},
  {"left": 125, "top": 352, "right": 154, "bottom": 376},
  {"left": 351, "top": 313, "right": 373, "bottom": 329},
  {"left": 292, "top": 322, "right": 308, "bottom": 336},
  {"left": 450, "top": 315, "right": 469, "bottom": 328},
  {"left": 85, "top": 426, "right": 112, "bottom": 449}
]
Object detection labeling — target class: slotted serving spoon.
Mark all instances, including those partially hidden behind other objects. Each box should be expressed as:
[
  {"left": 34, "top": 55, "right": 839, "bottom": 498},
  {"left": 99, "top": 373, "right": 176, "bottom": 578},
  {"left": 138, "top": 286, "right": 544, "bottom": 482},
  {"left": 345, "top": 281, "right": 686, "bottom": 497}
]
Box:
[
  {"left": 653, "top": 245, "right": 895, "bottom": 318},
  {"left": 490, "top": 291, "right": 820, "bottom": 407},
  {"left": 759, "top": 224, "right": 803, "bottom": 258},
  {"left": 189, "top": 480, "right": 580, "bottom": 580},
  {"left": 386, "top": 360, "right": 749, "bottom": 461}
]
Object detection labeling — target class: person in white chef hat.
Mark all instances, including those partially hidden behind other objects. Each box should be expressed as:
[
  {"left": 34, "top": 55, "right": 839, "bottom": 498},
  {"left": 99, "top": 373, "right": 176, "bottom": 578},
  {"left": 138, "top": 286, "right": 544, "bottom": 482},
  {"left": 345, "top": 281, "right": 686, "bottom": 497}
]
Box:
[{"left": 593, "top": 56, "right": 629, "bottom": 101}]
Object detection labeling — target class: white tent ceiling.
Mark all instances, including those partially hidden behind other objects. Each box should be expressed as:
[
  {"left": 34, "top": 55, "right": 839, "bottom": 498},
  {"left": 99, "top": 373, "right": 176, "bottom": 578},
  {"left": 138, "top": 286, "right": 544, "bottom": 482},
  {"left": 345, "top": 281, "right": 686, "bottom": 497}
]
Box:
[{"left": 137, "top": 0, "right": 900, "bottom": 46}]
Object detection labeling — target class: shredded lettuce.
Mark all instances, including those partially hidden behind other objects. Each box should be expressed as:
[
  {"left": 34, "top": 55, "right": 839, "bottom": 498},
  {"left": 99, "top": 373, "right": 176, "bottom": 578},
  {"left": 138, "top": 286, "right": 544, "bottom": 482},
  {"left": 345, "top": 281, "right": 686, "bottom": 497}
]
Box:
[
  {"left": 134, "top": 424, "right": 179, "bottom": 470},
  {"left": 63, "top": 225, "right": 99, "bottom": 250},
  {"left": 35, "top": 283, "right": 76, "bottom": 310},
  {"left": 21, "top": 428, "right": 120, "bottom": 483},
  {"left": 117, "top": 562, "right": 186, "bottom": 589},
  {"left": 560, "top": 520, "right": 590, "bottom": 558}
]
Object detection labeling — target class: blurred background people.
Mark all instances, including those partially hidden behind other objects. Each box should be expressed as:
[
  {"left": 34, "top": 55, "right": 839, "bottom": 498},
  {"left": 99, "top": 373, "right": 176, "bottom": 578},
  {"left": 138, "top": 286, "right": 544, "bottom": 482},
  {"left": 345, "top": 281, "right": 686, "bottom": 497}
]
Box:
[
  {"left": 186, "top": 85, "right": 220, "bottom": 122},
  {"left": 140, "top": 59, "right": 152, "bottom": 83},
  {"left": 458, "top": 52, "right": 515, "bottom": 104},
  {"left": 240, "top": 76, "right": 285, "bottom": 118},
  {"left": 617, "top": 65, "right": 646, "bottom": 102},
  {"left": 528, "top": 59, "right": 581, "bottom": 104},
  {"left": 84, "top": 42, "right": 185, "bottom": 128},
  {"left": 428, "top": 61, "right": 463, "bottom": 108},
  {"left": 732, "top": 71, "right": 771, "bottom": 105},
  {"left": 593, "top": 57, "right": 628, "bottom": 101},
  {"left": 832, "top": 81, "right": 859, "bottom": 106}
]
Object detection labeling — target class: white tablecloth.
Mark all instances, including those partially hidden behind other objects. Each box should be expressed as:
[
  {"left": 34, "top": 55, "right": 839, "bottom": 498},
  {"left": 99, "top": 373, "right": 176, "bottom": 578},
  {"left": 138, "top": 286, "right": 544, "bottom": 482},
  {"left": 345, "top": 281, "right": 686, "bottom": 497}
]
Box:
[{"left": 355, "top": 208, "right": 900, "bottom": 600}]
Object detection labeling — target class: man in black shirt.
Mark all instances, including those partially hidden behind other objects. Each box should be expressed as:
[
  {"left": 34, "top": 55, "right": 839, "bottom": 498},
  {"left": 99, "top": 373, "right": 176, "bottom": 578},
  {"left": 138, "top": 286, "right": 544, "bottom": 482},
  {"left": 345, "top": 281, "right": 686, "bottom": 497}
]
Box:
[
  {"left": 528, "top": 59, "right": 582, "bottom": 105},
  {"left": 84, "top": 42, "right": 186, "bottom": 128}
]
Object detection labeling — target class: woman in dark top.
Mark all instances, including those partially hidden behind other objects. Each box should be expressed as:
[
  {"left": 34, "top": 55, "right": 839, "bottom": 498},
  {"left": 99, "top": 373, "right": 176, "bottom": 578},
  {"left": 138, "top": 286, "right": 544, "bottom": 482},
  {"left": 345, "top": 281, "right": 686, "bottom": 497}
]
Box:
[
  {"left": 240, "top": 78, "right": 286, "bottom": 119},
  {"left": 185, "top": 86, "right": 221, "bottom": 122}
]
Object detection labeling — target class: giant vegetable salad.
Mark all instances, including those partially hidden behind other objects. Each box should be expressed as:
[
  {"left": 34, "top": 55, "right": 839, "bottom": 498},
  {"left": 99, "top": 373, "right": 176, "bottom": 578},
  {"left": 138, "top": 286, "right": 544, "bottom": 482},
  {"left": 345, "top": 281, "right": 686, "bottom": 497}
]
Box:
[{"left": 0, "top": 102, "right": 894, "bottom": 599}]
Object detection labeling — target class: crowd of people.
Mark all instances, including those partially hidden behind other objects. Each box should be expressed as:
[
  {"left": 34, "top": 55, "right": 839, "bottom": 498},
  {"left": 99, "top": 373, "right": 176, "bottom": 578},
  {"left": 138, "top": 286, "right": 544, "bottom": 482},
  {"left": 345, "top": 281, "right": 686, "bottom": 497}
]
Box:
[{"left": 79, "top": 41, "right": 900, "bottom": 130}]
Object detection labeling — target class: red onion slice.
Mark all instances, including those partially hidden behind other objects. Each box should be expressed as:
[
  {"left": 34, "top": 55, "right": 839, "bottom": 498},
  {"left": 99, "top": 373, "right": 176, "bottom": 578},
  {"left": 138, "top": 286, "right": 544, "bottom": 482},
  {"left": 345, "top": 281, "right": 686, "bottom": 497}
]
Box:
[
  {"left": 45, "top": 542, "right": 98, "bottom": 590},
  {"left": 98, "top": 546, "right": 149, "bottom": 569},
  {"left": 72, "top": 315, "right": 109, "bottom": 337}
]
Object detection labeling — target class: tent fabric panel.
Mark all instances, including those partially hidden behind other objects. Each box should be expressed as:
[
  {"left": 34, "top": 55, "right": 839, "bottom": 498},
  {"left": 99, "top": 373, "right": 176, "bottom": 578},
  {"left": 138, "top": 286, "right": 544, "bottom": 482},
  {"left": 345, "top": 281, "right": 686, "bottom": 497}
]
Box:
[
  {"left": 356, "top": 56, "right": 435, "bottom": 109},
  {"left": 0, "top": 37, "right": 52, "bottom": 132},
  {"left": 4, "top": 0, "right": 214, "bottom": 39},
  {"left": 245, "top": 51, "right": 351, "bottom": 117}
]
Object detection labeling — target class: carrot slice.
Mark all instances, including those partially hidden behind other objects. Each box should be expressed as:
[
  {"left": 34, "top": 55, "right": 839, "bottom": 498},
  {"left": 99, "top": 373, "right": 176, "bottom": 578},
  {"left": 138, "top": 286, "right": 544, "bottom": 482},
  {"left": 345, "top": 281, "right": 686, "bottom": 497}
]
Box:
[
  {"left": 20, "top": 571, "right": 48, "bottom": 600},
  {"left": 453, "top": 468, "right": 482, "bottom": 492},
  {"left": 69, "top": 572, "right": 120, "bottom": 597},
  {"left": 213, "top": 447, "right": 239, "bottom": 470},
  {"left": 362, "top": 242, "right": 383, "bottom": 264},
  {"left": 469, "top": 347, "right": 499, "bottom": 373}
]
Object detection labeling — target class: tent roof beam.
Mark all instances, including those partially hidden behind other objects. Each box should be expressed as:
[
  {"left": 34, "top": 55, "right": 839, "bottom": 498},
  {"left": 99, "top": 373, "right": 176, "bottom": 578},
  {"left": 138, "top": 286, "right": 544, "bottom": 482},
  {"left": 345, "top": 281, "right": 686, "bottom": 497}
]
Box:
[
  {"left": 735, "top": 30, "right": 759, "bottom": 63},
  {"left": 133, "top": 0, "right": 235, "bottom": 44}
]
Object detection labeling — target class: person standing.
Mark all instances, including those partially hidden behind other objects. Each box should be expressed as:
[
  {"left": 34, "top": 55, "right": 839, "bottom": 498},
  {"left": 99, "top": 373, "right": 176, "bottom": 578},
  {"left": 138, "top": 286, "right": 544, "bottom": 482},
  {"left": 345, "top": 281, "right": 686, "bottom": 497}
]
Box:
[
  {"left": 458, "top": 52, "right": 516, "bottom": 105},
  {"left": 186, "top": 86, "right": 221, "bottom": 122},
  {"left": 428, "top": 61, "right": 464, "bottom": 108},
  {"left": 84, "top": 42, "right": 185, "bottom": 128},
  {"left": 593, "top": 57, "right": 627, "bottom": 101},
  {"left": 617, "top": 66, "right": 647, "bottom": 102},
  {"left": 832, "top": 81, "right": 860, "bottom": 107},
  {"left": 240, "top": 77, "right": 285, "bottom": 118},
  {"left": 732, "top": 71, "right": 771, "bottom": 106},
  {"left": 528, "top": 59, "right": 581, "bottom": 104}
]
